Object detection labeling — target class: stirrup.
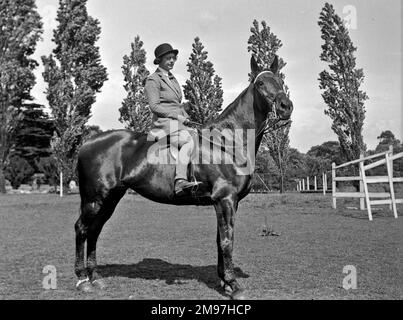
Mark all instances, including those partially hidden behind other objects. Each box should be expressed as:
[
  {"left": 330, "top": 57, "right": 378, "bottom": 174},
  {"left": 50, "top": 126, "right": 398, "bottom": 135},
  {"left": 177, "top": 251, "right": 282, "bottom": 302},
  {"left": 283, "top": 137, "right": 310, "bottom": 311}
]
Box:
[{"left": 174, "top": 179, "right": 201, "bottom": 195}]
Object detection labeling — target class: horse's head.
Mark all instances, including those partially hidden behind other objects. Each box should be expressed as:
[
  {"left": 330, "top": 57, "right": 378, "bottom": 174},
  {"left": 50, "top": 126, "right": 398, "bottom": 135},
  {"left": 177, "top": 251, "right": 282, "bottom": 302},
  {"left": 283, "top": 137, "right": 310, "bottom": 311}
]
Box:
[{"left": 250, "top": 55, "right": 293, "bottom": 121}]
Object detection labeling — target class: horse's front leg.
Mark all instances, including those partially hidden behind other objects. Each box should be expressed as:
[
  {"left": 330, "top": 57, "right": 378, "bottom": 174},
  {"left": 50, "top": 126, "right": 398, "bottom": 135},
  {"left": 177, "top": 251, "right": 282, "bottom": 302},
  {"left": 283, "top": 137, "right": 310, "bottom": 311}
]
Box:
[{"left": 214, "top": 196, "right": 246, "bottom": 300}]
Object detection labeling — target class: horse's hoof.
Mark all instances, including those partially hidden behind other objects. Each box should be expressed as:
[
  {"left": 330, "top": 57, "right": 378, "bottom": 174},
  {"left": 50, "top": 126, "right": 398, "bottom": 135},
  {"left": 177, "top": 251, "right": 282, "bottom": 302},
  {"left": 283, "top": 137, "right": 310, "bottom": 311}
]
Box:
[
  {"left": 224, "top": 284, "right": 233, "bottom": 295},
  {"left": 220, "top": 281, "right": 233, "bottom": 295},
  {"left": 76, "top": 279, "right": 94, "bottom": 293},
  {"left": 231, "top": 289, "right": 247, "bottom": 300},
  {"left": 92, "top": 279, "right": 107, "bottom": 290}
]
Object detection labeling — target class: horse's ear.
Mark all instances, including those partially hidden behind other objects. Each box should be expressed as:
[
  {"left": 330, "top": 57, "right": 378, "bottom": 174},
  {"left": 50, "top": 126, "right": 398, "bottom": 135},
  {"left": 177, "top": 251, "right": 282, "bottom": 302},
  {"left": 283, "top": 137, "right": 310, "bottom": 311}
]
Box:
[
  {"left": 250, "top": 55, "right": 260, "bottom": 76},
  {"left": 270, "top": 55, "right": 279, "bottom": 74}
]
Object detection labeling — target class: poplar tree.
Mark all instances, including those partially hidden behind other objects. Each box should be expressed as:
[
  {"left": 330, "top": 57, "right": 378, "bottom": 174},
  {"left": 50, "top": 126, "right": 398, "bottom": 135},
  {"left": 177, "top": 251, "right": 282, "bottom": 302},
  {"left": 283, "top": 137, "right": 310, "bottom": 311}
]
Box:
[
  {"left": 42, "top": 0, "right": 108, "bottom": 185},
  {"left": 318, "top": 3, "right": 368, "bottom": 161},
  {"left": 247, "top": 19, "right": 291, "bottom": 193},
  {"left": 119, "top": 36, "right": 151, "bottom": 133},
  {"left": 183, "top": 37, "right": 223, "bottom": 125},
  {"left": 263, "top": 124, "right": 291, "bottom": 193},
  {"left": 0, "top": 0, "right": 42, "bottom": 193},
  {"left": 12, "top": 103, "right": 55, "bottom": 170}
]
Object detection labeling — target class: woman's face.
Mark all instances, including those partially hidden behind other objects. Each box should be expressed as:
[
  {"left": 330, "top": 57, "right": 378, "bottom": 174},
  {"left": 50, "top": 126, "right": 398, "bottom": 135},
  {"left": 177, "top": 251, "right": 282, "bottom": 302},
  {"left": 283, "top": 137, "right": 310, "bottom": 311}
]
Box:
[{"left": 159, "top": 52, "right": 177, "bottom": 71}]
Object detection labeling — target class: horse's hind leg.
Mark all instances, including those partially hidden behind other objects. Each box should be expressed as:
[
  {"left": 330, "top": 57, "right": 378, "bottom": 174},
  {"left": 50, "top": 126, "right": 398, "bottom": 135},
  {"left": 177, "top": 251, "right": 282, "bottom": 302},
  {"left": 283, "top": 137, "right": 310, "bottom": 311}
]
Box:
[
  {"left": 85, "top": 187, "right": 127, "bottom": 289},
  {"left": 75, "top": 187, "right": 126, "bottom": 292},
  {"left": 74, "top": 196, "right": 98, "bottom": 289}
]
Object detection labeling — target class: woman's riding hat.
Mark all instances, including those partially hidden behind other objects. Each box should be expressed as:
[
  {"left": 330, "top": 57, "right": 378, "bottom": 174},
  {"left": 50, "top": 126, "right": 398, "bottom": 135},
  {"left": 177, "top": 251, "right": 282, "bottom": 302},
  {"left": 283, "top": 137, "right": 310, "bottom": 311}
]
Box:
[{"left": 154, "top": 43, "right": 179, "bottom": 64}]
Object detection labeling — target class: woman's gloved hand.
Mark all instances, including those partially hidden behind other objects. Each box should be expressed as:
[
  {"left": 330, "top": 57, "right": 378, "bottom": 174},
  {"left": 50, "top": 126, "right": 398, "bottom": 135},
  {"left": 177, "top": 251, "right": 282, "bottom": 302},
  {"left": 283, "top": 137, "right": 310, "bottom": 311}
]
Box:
[{"left": 177, "top": 115, "right": 190, "bottom": 125}]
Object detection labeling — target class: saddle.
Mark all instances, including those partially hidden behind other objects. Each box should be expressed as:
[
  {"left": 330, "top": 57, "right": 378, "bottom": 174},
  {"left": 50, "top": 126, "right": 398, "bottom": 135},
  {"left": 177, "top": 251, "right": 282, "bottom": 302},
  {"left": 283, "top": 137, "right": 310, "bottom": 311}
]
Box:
[{"left": 147, "top": 129, "right": 201, "bottom": 193}]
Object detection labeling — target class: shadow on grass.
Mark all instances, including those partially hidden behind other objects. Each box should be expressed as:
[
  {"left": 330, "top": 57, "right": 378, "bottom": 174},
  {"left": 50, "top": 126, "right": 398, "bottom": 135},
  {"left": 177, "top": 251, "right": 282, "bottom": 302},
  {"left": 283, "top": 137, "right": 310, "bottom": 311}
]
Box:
[{"left": 97, "top": 258, "right": 249, "bottom": 297}]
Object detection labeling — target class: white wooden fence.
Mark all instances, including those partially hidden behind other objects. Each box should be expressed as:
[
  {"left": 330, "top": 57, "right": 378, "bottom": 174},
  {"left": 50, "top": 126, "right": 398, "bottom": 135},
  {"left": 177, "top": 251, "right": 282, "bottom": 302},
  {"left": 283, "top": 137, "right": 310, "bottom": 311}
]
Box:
[
  {"left": 331, "top": 146, "right": 402, "bottom": 221},
  {"left": 297, "top": 172, "right": 328, "bottom": 195},
  {"left": 296, "top": 145, "right": 402, "bottom": 221}
]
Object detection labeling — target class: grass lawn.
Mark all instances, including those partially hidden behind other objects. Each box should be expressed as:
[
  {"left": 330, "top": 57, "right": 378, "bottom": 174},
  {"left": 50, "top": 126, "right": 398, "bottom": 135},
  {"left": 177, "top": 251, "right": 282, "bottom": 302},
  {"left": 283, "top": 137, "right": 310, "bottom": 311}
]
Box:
[{"left": 0, "top": 192, "right": 401, "bottom": 300}]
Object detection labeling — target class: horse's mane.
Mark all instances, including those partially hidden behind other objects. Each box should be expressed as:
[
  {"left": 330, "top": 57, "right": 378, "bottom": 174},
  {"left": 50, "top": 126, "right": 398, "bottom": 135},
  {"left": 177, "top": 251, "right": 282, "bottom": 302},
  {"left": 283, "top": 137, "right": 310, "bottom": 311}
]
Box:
[
  {"left": 85, "top": 129, "right": 143, "bottom": 144},
  {"left": 202, "top": 85, "right": 252, "bottom": 131},
  {"left": 190, "top": 84, "right": 256, "bottom": 152}
]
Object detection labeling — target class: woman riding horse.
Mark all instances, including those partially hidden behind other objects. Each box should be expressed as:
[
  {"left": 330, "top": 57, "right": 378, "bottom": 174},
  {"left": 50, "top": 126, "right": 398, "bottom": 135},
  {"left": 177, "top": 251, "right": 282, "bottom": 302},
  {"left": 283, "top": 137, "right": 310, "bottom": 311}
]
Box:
[
  {"left": 145, "top": 43, "right": 199, "bottom": 195},
  {"left": 74, "top": 54, "right": 293, "bottom": 299}
]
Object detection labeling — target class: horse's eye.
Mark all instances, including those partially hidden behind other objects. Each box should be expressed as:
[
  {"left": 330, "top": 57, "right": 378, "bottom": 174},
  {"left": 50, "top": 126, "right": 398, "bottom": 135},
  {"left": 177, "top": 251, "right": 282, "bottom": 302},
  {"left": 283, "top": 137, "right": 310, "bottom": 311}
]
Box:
[{"left": 256, "top": 80, "right": 264, "bottom": 87}]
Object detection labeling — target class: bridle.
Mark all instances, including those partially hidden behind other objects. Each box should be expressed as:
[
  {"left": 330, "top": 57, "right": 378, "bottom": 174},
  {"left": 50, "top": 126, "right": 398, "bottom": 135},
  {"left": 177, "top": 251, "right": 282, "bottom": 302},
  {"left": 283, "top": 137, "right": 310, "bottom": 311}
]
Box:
[
  {"left": 189, "top": 71, "right": 289, "bottom": 139},
  {"left": 253, "top": 70, "right": 288, "bottom": 137}
]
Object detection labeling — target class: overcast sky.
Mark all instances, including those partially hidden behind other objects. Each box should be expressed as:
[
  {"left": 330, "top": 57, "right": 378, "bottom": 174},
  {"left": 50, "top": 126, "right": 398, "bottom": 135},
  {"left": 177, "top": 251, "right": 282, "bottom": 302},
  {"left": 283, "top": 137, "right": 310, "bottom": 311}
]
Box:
[{"left": 32, "top": 0, "right": 402, "bottom": 153}]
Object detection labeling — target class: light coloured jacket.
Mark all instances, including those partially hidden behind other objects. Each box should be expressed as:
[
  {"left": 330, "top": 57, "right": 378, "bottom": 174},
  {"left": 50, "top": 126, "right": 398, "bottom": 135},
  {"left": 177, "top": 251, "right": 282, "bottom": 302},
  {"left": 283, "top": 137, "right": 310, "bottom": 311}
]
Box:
[{"left": 145, "top": 68, "right": 190, "bottom": 138}]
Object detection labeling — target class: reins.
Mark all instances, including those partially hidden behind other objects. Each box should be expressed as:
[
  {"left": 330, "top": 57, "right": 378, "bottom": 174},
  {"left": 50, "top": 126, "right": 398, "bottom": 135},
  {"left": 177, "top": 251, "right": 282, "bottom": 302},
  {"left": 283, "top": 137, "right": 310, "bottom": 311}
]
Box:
[{"left": 185, "top": 71, "right": 287, "bottom": 141}]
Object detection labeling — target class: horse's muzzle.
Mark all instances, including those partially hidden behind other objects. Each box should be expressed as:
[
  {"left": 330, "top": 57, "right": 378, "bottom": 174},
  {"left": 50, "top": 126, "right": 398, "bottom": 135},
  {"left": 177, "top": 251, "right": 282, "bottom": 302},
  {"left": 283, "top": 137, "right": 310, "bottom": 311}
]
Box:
[{"left": 275, "top": 93, "right": 293, "bottom": 120}]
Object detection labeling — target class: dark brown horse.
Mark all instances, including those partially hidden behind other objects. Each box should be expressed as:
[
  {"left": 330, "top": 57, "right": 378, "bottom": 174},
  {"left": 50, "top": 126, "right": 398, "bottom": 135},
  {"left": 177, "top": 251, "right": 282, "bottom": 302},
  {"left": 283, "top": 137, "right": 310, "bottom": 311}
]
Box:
[{"left": 74, "top": 56, "right": 293, "bottom": 299}]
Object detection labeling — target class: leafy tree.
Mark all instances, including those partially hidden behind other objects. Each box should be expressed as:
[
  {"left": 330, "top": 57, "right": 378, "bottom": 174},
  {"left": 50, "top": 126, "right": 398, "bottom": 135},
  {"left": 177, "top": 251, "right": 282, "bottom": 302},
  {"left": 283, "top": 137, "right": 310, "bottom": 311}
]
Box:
[
  {"left": 255, "top": 148, "right": 272, "bottom": 174},
  {"left": 262, "top": 124, "right": 291, "bottom": 193},
  {"left": 287, "top": 147, "right": 307, "bottom": 172},
  {"left": 307, "top": 141, "right": 344, "bottom": 166},
  {"left": 247, "top": 20, "right": 292, "bottom": 193},
  {"left": 80, "top": 124, "right": 103, "bottom": 144},
  {"left": 318, "top": 3, "right": 368, "bottom": 161},
  {"left": 247, "top": 20, "right": 287, "bottom": 83},
  {"left": 42, "top": 0, "right": 108, "bottom": 186},
  {"left": 304, "top": 155, "right": 329, "bottom": 177},
  {"left": 0, "top": 0, "right": 42, "bottom": 192},
  {"left": 254, "top": 146, "right": 311, "bottom": 192},
  {"left": 85, "top": 124, "right": 102, "bottom": 139},
  {"left": 36, "top": 156, "right": 59, "bottom": 187},
  {"left": 12, "top": 103, "right": 55, "bottom": 171},
  {"left": 119, "top": 36, "right": 151, "bottom": 133},
  {"left": 252, "top": 148, "right": 277, "bottom": 191},
  {"left": 5, "top": 155, "right": 35, "bottom": 189},
  {"left": 183, "top": 37, "right": 223, "bottom": 125},
  {"left": 375, "top": 130, "right": 401, "bottom": 153},
  {"left": 368, "top": 130, "right": 403, "bottom": 178}
]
